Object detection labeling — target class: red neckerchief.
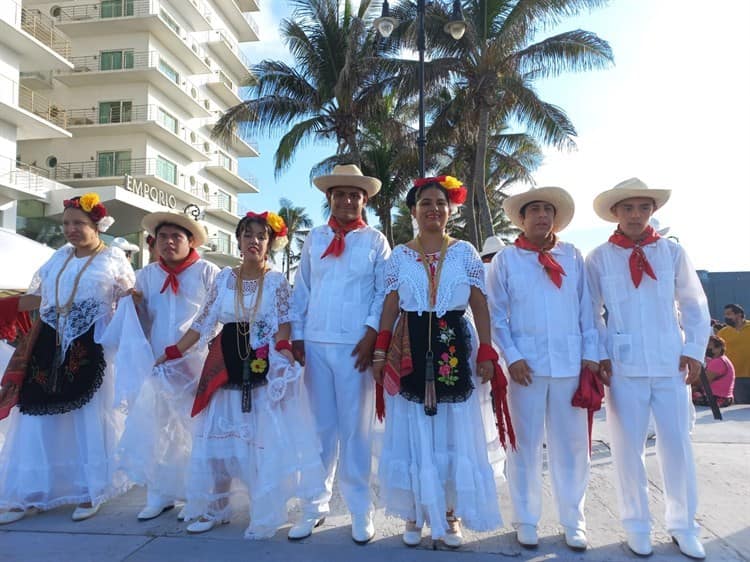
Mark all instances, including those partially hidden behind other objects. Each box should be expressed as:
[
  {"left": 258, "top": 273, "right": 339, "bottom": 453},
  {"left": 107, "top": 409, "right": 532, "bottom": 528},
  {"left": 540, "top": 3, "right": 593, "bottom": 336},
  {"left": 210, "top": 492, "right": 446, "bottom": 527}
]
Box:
[
  {"left": 514, "top": 233, "right": 566, "bottom": 288},
  {"left": 608, "top": 225, "right": 661, "bottom": 288},
  {"left": 159, "top": 248, "right": 200, "bottom": 294},
  {"left": 320, "top": 216, "right": 366, "bottom": 258}
]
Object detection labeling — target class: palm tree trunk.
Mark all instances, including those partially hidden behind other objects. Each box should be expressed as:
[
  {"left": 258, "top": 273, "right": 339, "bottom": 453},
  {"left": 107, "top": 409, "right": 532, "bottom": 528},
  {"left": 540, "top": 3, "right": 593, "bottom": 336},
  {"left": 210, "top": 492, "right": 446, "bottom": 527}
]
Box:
[{"left": 472, "top": 103, "right": 494, "bottom": 246}]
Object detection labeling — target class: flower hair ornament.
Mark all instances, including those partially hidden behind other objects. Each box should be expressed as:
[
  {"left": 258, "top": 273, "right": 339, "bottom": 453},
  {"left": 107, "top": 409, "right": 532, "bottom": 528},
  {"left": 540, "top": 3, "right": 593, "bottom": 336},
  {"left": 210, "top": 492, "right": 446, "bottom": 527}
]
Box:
[
  {"left": 63, "top": 193, "right": 115, "bottom": 232},
  {"left": 413, "top": 175, "right": 468, "bottom": 205},
  {"left": 245, "top": 211, "right": 289, "bottom": 251}
]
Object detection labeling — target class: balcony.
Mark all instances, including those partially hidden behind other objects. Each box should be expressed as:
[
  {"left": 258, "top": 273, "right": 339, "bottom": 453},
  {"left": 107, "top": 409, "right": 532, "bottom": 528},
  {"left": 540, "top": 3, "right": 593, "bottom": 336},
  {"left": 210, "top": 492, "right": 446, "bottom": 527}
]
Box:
[
  {"left": 204, "top": 235, "right": 242, "bottom": 266},
  {"left": 54, "top": 0, "right": 212, "bottom": 33},
  {"left": 204, "top": 153, "right": 258, "bottom": 193},
  {"left": 55, "top": 51, "right": 211, "bottom": 118},
  {"left": 205, "top": 192, "right": 240, "bottom": 223},
  {"left": 0, "top": 1, "right": 72, "bottom": 71},
  {"left": 66, "top": 104, "right": 210, "bottom": 162},
  {"left": 211, "top": 129, "right": 259, "bottom": 158},
  {"left": 0, "top": 156, "right": 65, "bottom": 206},
  {"left": 205, "top": 70, "right": 242, "bottom": 106},
  {"left": 0, "top": 75, "right": 70, "bottom": 140},
  {"left": 54, "top": 157, "right": 208, "bottom": 205},
  {"left": 54, "top": 1, "right": 211, "bottom": 74},
  {"left": 201, "top": 30, "right": 252, "bottom": 84}
]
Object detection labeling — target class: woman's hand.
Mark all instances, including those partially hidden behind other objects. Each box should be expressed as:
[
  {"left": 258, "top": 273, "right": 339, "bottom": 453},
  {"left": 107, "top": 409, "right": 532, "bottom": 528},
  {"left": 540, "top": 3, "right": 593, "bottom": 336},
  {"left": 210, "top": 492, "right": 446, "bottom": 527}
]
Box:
[
  {"left": 279, "top": 349, "right": 295, "bottom": 364},
  {"left": 476, "top": 359, "right": 494, "bottom": 384},
  {"left": 125, "top": 288, "right": 143, "bottom": 305},
  {"left": 154, "top": 354, "right": 167, "bottom": 366},
  {"left": 372, "top": 360, "right": 385, "bottom": 385}
]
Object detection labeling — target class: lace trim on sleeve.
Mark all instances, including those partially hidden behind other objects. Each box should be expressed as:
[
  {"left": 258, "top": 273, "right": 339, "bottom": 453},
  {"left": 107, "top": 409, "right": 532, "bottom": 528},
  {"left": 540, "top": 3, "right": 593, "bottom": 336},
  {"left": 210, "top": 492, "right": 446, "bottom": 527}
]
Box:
[
  {"left": 385, "top": 246, "right": 403, "bottom": 293},
  {"left": 276, "top": 275, "right": 292, "bottom": 324},
  {"left": 462, "top": 242, "right": 486, "bottom": 294},
  {"left": 191, "top": 267, "right": 226, "bottom": 342}
]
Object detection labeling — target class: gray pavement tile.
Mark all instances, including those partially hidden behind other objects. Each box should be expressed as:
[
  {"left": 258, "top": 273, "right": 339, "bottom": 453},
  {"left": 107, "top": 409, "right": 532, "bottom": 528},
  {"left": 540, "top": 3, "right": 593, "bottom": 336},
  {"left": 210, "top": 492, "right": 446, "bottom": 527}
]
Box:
[{"left": 0, "top": 531, "right": 150, "bottom": 562}]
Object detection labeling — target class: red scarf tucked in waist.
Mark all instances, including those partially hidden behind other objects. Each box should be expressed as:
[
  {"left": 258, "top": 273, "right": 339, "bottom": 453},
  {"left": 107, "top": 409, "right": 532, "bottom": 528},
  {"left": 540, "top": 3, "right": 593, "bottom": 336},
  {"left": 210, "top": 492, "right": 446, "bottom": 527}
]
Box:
[
  {"left": 159, "top": 248, "right": 200, "bottom": 294},
  {"left": 320, "top": 216, "right": 366, "bottom": 258},
  {"left": 608, "top": 226, "right": 661, "bottom": 288},
  {"left": 514, "top": 233, "right": 566, "bottom": 288}
]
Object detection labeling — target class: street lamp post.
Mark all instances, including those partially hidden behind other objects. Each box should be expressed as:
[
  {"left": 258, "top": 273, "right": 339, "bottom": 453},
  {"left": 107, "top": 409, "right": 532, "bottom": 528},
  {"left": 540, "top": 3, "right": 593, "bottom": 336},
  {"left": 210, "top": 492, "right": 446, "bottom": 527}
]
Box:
[{"left": 375, "top": 0, "right": 466, "bottom": 178}]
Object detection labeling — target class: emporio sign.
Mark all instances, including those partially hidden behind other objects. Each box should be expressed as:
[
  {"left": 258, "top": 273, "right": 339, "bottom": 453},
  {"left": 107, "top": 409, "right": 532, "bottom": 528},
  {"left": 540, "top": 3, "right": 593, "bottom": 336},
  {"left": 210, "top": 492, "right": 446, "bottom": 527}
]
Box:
[{"left": 124, "top": 175, "right": 177, "bottom": 209}]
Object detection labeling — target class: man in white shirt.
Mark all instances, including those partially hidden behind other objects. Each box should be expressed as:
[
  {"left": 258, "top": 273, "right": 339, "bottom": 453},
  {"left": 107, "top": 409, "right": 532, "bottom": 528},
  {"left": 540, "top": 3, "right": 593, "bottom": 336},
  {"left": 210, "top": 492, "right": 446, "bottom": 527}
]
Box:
[
  {"left": 487, "top": 187, "right": 597, "bottom": 552},
  {"left": 586, "top": 178, "right": 710, "bottom": 560},
  {"left": 290, "top": 165, "right": 390, "bottom": 544},
  {"left": 119, "top": 212, "right": 219, "bottom": 521}
]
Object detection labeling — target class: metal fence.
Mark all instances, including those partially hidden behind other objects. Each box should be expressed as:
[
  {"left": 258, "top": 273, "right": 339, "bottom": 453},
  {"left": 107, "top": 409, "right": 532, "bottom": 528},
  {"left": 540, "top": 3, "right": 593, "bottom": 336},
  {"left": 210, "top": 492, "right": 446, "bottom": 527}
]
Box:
[{"left": 1, "top": 1, "right": 72, "bottom": 59}]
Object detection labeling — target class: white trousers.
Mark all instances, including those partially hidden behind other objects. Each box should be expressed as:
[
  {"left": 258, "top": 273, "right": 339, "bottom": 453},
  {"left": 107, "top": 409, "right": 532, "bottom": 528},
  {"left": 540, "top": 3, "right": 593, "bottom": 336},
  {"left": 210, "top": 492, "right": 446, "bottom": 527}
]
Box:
[
  {"left": 506, "top": 375, "right": 590, "bottom": 531},
  {"left": 302, "top": 341, "right": 374, "bottom": 517},
  {"left": 607, "top": 375, "right": 699, "bottom": 535}
]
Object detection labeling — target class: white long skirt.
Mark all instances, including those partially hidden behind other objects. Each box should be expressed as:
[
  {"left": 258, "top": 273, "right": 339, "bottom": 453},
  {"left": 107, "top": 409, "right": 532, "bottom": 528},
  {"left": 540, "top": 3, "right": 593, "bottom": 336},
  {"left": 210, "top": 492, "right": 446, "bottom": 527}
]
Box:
[
  {"left": 0, "top": 360, "right": 128, "bottom": 511},
  {"left": 117, "top": 352, "right": 204, "bottom": 501},
  {"left": 379, "top": 378, "right": 505, "bottom": 539},
  {"left": 183, "top": 355, "right": 326, "bottom": 539}
]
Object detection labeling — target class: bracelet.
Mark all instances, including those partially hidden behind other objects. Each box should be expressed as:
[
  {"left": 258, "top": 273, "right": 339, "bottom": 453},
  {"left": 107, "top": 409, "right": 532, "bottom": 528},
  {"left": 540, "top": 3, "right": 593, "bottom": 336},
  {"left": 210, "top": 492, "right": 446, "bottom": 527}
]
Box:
[
  {"left": 373, "top": 357, "right": 386, "bottom": 363},
  {"left": 165, "top": 345, "right": 182, "bottom": 360},
  {"left": 375, "top": 330, "right": 392, "bottom": 351},
  {"left": 373, "top": 349, "right": 386, "bottom": 357},
  {"left": 275, "top": 340, "right": 292, "bottom": 353}
]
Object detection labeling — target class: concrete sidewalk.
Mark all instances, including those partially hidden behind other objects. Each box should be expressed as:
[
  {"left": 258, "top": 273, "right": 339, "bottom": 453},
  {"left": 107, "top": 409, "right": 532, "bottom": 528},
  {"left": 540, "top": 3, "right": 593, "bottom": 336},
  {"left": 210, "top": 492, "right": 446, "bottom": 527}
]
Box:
[{"left": 1, "top": 404, "right": 748, "bottom": 562}]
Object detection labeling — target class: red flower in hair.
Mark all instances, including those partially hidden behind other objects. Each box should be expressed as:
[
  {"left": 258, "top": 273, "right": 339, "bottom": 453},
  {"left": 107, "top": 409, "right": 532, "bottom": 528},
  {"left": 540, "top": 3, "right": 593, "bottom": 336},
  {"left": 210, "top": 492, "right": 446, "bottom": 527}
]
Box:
[{"left": 413, "top": 175, "right": 467, "bottom": 205}]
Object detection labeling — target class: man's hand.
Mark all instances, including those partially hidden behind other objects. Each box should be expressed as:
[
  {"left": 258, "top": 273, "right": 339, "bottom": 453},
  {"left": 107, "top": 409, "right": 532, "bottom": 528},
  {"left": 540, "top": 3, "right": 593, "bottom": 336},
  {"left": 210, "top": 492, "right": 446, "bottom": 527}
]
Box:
[
  {"left": 680, "top": 355, "right": 702, "bottom": 385},
  {"left": 292, "top": 340, "right": 305, "bottom": 366},
  {"left": 352, "top": 328, "right": 377, "bottom": 373},
  {"left": 598, "top": 359, "right": 612, "bottom": 386},
  {"left": 508, "top": 359, "right": 533, "bottom": 386}
]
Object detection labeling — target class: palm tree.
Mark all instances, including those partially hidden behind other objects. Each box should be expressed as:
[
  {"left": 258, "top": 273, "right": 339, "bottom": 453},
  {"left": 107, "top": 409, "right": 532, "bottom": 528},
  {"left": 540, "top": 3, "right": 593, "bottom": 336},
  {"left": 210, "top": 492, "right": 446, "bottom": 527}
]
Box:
[
  {"left": 386, "top": 0, "right": 613, "bottom": 246},
  {"left": 277, "top": 198, "right": 313, "bottom": 281},
  {"left": 213, "top": 0, "right": 394, "bottom": 176}
]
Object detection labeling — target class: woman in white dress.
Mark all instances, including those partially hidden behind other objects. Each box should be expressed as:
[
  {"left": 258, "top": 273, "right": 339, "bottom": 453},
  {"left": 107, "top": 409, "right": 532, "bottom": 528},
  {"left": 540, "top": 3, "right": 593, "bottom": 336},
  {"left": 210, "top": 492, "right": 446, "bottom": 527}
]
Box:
[
  {"left": 157, "top": 211, "right": 325, "bottom": 538},
  {"left": 0, "top": 193, "right": 133, "bottom": 524},
  {"left": 372, "top": 177, "right": 512, "bottom": 548}
]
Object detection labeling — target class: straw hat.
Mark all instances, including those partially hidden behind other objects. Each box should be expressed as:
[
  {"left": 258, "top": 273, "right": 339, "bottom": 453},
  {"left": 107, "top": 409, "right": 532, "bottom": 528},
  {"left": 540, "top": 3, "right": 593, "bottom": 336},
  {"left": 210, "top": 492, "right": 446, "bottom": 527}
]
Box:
[
  {"left": 141, "top": 211, "right": 207, "bottom": 247},
  {"left": 111, "top": 237, "right": 139, "bottom": 254},
  {"left": 313, "top": 164, "right": 382, "bottom": 197},
  {"left": 502, "top": 187, "right": 575, "bottom": 233},
  {"left": 480, "top": 235, "right": 506, "bottom": 258},
  {"left": 593, "top": 178, "right": 671, "bottom": 222}
]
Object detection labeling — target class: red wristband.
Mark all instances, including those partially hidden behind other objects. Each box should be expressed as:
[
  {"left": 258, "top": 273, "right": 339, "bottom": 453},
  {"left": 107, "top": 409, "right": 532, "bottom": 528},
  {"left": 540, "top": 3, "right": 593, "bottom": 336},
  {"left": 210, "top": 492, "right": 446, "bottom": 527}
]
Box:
[
  {"left": 477, "top": 343, "right": 499, "bottom": 363},
  {"left": 375, "top": 330, "right": 392, "bottom": 351},
  {"left": 165, "top": 345, "right": 182, "bottom": 360},
  {"left": 275, "top": 340, "right": 292, "bottom": 353}
]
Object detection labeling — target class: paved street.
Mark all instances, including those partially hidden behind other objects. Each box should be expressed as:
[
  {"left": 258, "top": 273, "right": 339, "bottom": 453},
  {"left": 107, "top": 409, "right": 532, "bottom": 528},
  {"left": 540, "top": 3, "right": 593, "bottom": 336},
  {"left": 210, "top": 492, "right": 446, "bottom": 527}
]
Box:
[{"left": 1, "top": 404, "right": 748, "bottom": 562}]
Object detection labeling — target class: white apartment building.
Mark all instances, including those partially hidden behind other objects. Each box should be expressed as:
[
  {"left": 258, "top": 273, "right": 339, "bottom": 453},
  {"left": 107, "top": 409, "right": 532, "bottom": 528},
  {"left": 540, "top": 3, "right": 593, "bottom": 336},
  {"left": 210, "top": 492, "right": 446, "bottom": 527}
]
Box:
[{"left": 1, "top": 0, "right": 261, "bottom": 269}]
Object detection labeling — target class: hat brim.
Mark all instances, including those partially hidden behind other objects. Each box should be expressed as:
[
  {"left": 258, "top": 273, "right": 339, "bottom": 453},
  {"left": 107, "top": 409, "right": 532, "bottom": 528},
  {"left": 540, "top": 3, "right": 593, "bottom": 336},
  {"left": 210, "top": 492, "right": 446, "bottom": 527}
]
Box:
[
  {"left": 313, "top": 175, "right": 382, "bottom": 197},
  {"left": 593, "top": 188, "right": 671, "bottom": 222},
  {"left": 502, "top": 187, "right": 575, "bottom": 233},
  {"left": 141, "top": 212, "right": 207, "bottom": 247}
]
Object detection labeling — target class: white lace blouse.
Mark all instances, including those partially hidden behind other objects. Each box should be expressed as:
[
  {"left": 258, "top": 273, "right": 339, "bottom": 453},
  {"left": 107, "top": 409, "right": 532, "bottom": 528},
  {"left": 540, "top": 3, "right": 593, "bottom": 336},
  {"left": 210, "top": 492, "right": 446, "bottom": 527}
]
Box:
[
  {"left": 385, "top": 241, "right": 486, "bottom": 316},
  {"left": 29, "top": 245, "right": 135, "bottom": 355},
  {"left": 192, "top": 268, "right": 291, "bottom": 349}
]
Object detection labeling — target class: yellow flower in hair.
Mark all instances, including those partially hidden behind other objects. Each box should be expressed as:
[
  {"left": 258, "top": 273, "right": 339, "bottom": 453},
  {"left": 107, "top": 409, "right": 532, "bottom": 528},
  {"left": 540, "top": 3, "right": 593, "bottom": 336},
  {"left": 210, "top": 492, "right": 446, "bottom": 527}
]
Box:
[
  {"left": 441, "top": 176, "right": 463, "bottom": 190},
  {"left": 79, "top": 193, "right": 100, "bottom": 213},
  {"left": 266, "top": 212, "right": 287, "bottom": 236}
]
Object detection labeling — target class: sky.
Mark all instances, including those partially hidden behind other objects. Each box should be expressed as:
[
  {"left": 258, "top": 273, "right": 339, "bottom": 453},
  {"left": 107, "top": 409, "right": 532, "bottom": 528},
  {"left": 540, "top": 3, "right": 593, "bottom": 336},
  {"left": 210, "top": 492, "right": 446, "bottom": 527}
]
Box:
[{"left": 238, "top": 0, "right": 750, "bottom": 272}]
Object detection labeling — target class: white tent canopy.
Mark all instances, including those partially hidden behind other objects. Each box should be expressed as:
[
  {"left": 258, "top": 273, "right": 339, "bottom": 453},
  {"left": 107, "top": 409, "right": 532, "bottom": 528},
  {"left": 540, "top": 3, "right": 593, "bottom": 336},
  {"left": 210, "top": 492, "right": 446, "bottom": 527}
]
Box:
[{"left": 0, "top": 228, "right": 54, "bottom": 291}]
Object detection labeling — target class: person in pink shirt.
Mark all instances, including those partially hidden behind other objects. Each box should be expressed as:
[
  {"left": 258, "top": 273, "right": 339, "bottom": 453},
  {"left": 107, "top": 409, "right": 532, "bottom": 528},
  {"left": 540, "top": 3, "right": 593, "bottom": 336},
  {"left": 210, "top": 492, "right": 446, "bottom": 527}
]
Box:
[{"left": 693, "top": 335, "right": 735, "bottom": 407}]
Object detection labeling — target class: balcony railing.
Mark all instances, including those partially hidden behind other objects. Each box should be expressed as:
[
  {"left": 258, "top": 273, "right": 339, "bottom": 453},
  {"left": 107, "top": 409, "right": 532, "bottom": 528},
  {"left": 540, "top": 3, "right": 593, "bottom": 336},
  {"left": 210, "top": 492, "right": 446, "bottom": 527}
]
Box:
[
  {"left": 55, "top": 0, "right": 208, "bottom": 24},
  {"left": 241, "top": 12, "right": 259, "bottom": 36},
  {"left": 1, "top": 1, "right": 72, "bottom": 59},
  {"left": 0, "top": 74, "right": 68, "bottom": 129},
  {"left": 66, "top": 104, "right": 207, "bottom": 147},
  {"left": 213, "top": 69, "right": 235, "bottom": 90},
  {"left": 207, "top": 235, "right": 240, "bottom": 257},
  {"left": 0, "top": 155, "right": 60, "bottom": 195},
  {"left": 209, "top": 192, "right": 237, "bottom": 214}
]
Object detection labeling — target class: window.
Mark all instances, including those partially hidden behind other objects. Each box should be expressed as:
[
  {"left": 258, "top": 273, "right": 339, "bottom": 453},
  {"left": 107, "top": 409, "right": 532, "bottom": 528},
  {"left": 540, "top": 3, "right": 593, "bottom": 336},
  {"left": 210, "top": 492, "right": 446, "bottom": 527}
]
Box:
[
  {"left": 101, "top": 0, "right": 134, "bottom": 18},
  {"left": 156, "top": 156, "right": 177, "bottom": 184},
  {"left": 97, "top": 150, "right": 131, "bottom": 177},
  {"left": 98, "top": 101, "right": 132, "bottom": 124},
  {"left": 157, "top": 108, "right": 178, "bottom": 133},
  {"left": 216, "top": 231, "right": 232, "bottom": 254},
  {"left": 159, "top": 9, "right": 180, "bottom": 34},
  {"left": 216, "top": 190, "right": 232, "bottom": 212},
  {"left": 216, "top": 150, "right": 233, "bottom": 171},
  {"left": 158, "top": 58, "right": 179, "bottom": 83},
  {"left": 100, "top": 50, "right": 134, "bottom": 71}
]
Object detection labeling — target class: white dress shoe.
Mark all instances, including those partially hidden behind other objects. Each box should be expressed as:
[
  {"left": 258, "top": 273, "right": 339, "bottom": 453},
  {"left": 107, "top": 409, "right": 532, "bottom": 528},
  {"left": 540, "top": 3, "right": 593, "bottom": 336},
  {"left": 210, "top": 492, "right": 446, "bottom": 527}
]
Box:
[
  {"left": 287, "top": 515, "right": 325, "bottom": 540},
  {"left": 402, "top": 521, "right": 423, "bottom": 547},
  {"left": 72, "top": 503, "right": 101, "bottom": 521},
  {"left": 516, "top": 524, "right": 538, "bottom": 549},
  {"left": 351, "top": 512, "right": 375, "bottom": 544},
  {"left": 186, "top": 516, "right": 228, "bottom": 534},
  {"left": 672, "top": 533, "right": 706, "bottom": 560},
  {"left": 564, "top": 528, "right": 588, "bottom": 552},
  {"left": 177, "top": 506, "right": 186, "bottom": 521},
  {"left": 137, "top": 503, "right": 174, "bottom": 521},
  {"left": 626, "top": 532, "right": 653, "bottom": 557},
  {"left": 0, "top": 510, "right": 27, "bottom": 525},
  {"left": 442, "top": 517, "right": 463, "bottom": 548}
]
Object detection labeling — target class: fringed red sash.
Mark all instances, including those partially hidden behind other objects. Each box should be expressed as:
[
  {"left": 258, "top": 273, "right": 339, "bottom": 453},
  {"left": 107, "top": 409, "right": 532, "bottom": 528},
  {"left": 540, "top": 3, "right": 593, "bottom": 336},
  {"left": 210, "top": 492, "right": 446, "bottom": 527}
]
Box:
[
  {"left": 477, "top": 343, "right": 516, "bottom": 450},
  {"left": 571, "top": 365, "right": 605, "bottom": 453},
  {"left": 0, "top": 317, "right": 41, "bottom": 420},
  {"left": 191, "top": 335, "right": 229, "bottom": 417},
  {"left": 375, "top": 313, "right": 414, "bottom": 422}
]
